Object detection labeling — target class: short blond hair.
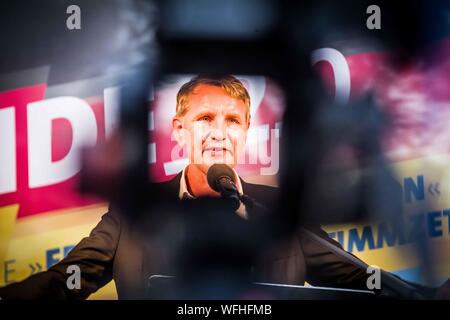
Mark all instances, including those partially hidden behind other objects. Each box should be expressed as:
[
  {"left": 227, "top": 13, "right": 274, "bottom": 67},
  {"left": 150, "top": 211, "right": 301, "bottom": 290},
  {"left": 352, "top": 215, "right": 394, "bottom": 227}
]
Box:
[{"left": 176, "top": 75, "right": 251, "bottom": 125}]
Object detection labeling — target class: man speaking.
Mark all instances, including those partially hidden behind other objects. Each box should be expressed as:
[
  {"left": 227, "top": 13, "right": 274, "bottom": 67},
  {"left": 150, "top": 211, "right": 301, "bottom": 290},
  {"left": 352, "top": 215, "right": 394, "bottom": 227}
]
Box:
[{"left": 0, "top": 75, "right": 445, "bottom": 299}]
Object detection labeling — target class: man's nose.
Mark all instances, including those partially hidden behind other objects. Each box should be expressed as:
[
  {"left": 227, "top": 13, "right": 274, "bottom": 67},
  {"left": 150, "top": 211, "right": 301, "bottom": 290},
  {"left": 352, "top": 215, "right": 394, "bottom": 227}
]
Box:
[{"left": 210, "top": 119, "right": 226, "bottom": 141}]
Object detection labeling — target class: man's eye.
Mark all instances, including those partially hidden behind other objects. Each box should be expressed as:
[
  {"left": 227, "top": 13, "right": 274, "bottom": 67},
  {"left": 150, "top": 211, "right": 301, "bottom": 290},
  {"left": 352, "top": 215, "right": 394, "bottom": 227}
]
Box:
[
  {"left": 228, "top": 118, "right": 240, "bottom": 124},
  {"left": 199, "top": 116, "right": 211, "bottom": 122}
]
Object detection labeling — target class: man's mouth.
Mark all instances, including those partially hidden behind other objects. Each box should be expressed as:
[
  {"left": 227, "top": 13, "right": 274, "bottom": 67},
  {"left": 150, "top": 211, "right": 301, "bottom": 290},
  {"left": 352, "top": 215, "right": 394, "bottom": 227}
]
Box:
[{"left": 203, "top": 147, "right": 232, "bottom": 155}]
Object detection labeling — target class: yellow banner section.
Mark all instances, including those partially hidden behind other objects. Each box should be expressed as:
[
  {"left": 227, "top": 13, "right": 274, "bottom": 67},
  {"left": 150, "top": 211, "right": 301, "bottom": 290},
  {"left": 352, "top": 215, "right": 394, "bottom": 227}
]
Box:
[
  {"left": 324, "top": 154, "right": 450, "bottom": 285},
  {"left": 0, "top": 155, "right": 450, "bottom": 299},
  {"left": 323, "top": 222, "right": 450, "bottom": 285},
  {"left": 0, "top": 204, "right": 117, "bottom": 299},
  {"left": 0, "top": 204, "right": 18, "bottom": 263}
]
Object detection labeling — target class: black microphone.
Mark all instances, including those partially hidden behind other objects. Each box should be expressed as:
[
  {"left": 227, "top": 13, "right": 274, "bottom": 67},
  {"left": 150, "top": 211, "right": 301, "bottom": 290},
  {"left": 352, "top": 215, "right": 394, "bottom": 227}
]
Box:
[{"left": 207, "top": 164, "right": 241, "bottom": 211}]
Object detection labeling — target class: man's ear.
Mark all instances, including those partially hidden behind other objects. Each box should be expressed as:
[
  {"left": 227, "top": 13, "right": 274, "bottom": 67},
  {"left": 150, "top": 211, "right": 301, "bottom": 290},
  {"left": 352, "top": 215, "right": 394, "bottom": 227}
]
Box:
[{"left": 172, "top": 117, "right": 185, "bottom": 146}]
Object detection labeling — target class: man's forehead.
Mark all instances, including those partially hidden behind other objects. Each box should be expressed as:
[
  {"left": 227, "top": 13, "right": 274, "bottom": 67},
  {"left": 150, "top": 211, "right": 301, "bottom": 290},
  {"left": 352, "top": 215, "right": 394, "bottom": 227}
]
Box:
[
  {"left": 191, "top": 83, "right": 227, "bottom": 95},
  {"left": 189, "top": 84, "right": 244, "bottom": 107}
]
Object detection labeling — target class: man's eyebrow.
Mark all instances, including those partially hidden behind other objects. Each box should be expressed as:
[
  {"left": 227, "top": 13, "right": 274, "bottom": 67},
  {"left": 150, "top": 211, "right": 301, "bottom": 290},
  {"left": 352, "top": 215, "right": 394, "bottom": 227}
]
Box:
[
  {"left": 194, "top": 110, "right": 215, "bottom": 118},
  {"left": 225, "top": 112, "right": 245, "bottom": 120}
]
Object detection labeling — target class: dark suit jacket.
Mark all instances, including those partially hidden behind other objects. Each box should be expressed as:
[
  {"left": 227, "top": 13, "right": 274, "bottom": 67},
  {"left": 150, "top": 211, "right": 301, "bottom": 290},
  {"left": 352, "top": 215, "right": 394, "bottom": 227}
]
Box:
[{"left": 0, "top": 173, "right": 373, "bottom": 299}]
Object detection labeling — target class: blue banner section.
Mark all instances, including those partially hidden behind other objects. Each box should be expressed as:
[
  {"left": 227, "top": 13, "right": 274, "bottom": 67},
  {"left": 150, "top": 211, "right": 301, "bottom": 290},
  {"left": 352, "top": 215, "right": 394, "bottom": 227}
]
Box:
[{"left": 328, "top": 209, "right": 450, "bottom": 253}]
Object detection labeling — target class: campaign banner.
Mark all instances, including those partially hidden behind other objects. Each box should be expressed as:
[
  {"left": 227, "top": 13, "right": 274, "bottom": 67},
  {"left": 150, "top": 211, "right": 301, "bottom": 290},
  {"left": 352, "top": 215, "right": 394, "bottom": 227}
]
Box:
[{"left": 1, "top": 40, "right": 450, "bottom": 298}]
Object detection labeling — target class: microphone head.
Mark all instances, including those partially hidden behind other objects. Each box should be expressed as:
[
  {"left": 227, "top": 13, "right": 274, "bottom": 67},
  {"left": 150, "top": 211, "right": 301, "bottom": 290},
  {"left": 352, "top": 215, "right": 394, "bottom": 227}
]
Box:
[{"left": 207, "top": 164, "right": 236, "bottom": 192}]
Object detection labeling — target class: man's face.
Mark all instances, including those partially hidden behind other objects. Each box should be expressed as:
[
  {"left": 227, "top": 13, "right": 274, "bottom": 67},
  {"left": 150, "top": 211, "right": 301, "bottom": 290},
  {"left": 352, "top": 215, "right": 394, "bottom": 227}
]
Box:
[{"left": 173, "top": 84, "right": 249, "bottom": 173}]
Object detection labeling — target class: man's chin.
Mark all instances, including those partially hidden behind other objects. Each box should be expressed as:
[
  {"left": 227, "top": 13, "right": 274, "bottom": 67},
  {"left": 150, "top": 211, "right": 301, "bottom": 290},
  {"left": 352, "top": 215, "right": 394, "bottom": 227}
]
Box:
[
  {"left": 193, "top": 159, "right": 235, "bottom": 173},
  {"left": 202, "top": 151, "right": 235, "bottom": 166}
]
